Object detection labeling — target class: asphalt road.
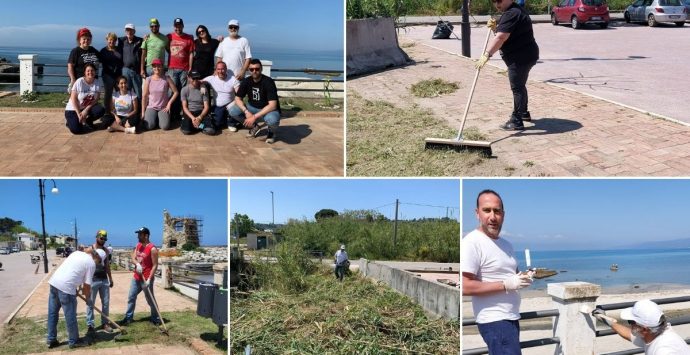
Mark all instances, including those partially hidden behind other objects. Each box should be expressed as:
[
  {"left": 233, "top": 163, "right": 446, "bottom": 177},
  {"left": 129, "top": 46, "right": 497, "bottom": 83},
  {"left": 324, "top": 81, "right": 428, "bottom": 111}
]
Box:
[
  {"left": 401, "top": 20, "right": 690, "bottom": 124},
  {"left": 0, "top": 250, "right": 52, "bottom": 324}
]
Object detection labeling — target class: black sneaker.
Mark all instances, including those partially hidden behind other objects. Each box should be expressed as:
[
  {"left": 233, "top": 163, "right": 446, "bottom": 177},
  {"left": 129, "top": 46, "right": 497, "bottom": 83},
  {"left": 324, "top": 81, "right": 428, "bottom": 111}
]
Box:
[
  {"left": 246, "top": 124, "right": 261, "bottom": 138},
  {"left": 522, "top": 111, "right": 532, "bottom": 121},
  {"left": 265, "top": 129, "right": 276, "bottom": 144},
  {"left": 47, "top": 340, "right": 60, "bottom": 348},
  {"left": 119, "top": 317, "right": 133, "bottom": 326},
  {"left": 150, "top": 319, "right": 161, "bottom": 326},
  {"left": 499, "top": 120, "right": 525, "bottom": 131},
  {"left": 69, "top": 340, "right": 88, "bottom": 349},
  {"left": 87, "top": 325, "right": 96, "bottom": 335}
]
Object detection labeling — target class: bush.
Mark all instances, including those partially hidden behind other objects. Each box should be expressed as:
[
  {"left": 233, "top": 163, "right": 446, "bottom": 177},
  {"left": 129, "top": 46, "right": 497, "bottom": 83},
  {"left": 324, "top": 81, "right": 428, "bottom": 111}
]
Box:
[
  {"left": 181, "top": 242, "right": 198, "bottom": 251},
  {"left": 20, "top": 90, "right": 38, "bottom": 103}
]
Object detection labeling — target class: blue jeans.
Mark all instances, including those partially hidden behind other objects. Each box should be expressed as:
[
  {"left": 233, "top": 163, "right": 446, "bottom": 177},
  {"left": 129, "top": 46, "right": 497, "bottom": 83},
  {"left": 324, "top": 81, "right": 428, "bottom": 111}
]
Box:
[
  {"left": 228, "top": 103, "right": 280, "bottom": 127},
  {"left": 47, "top": 285, "right": 79, "bottom": 346},
  {"left": 477, "top": 319, "right": 521, "bottom": 355},
  {"left": 86, "top": 278, "right": 110, "bottom": 327},
  {"left": 168, "top": 69, "right": 187, "bottom": 121},
  {"left": 122, "top": 67, "right": 142, "bottom": 101},
  {"left": 124, "top": 277, "right": 158, "bottom": 322},
  {"left": 64, "top": 105, "right": 105, "bottom": 134}
]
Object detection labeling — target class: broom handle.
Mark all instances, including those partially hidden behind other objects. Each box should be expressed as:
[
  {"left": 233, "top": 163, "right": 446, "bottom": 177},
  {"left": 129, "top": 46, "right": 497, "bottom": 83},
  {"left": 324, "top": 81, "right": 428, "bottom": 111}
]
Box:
[
  {"left": 455, "top": 27, "right": 493, "bottom": 141},
  {"left": 76, "top": 291, "right": 124, "bottom": 332}
]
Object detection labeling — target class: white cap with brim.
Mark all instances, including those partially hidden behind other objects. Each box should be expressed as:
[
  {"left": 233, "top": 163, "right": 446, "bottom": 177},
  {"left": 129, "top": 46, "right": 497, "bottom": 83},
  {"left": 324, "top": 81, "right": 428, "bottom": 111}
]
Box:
[
  {"left": 340, "top": 245, "right": 345, "bottom": 250},
  {"left": 620, "top": 299, "right": 664, "bottom": 328},
  {"left": 228, "top": 19, "right": 239, "bottom": 27},
  {"left": 125, "top": 23, "right": 135, "bottom": 30}
]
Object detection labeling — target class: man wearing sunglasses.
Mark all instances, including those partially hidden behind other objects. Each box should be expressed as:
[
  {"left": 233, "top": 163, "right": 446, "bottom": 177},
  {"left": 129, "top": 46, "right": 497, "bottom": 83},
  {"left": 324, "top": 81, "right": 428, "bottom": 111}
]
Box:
[
  {"left": 85, "top": 229, "right": 114, "bottom": 335},
  {"left": 141, "top": 18, "right": 169, "bottom": 78},
  {"left": 594, "top": 300, "right": 690, "bottom": 354},
  {"left": 231, "top": 58, "right": 281, "bottom": 144},
  {"left": 215, "top": 19, "right": 252, "bottom": 81}
]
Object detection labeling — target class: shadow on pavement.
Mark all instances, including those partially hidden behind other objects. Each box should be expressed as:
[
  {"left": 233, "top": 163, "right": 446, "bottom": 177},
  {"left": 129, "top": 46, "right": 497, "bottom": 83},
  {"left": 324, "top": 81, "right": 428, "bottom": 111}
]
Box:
[
  {"left": 492, "top": 117, "right": 583, "bottom": 143},
  {"left": 276, "top": 124, "right": 313, "bottom": 145},
  {"left": 200, "top": 332, "right": 227, "bottom": 351}
]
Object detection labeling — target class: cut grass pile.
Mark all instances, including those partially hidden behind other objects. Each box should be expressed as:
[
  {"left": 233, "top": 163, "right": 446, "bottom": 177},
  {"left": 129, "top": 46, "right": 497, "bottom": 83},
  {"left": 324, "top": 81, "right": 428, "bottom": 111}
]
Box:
[
  {"left": 347, "top": 90, "right": 515, "bottom": 176},
  {"left": 410, "top": 78, "right": 459, "bottom": 98},
  {"left": 231, "top": 266, "right": 459, "bottom": 354},
  {"left": 0, "top": 310, "right": 226, "bottom": 353}
]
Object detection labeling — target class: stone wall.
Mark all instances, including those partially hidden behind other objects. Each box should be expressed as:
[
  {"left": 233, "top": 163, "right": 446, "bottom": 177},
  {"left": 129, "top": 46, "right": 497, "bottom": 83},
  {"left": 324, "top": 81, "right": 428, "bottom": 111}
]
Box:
[{"left": 162, "top": 209, "right": 201, "bottom": 249}]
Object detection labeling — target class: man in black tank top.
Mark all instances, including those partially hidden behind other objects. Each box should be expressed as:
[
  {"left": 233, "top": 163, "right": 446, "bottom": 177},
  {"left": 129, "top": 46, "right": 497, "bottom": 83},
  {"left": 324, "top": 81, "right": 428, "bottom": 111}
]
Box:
[{"left": 85, "top": 229, "right": 113, "bottom": 334}]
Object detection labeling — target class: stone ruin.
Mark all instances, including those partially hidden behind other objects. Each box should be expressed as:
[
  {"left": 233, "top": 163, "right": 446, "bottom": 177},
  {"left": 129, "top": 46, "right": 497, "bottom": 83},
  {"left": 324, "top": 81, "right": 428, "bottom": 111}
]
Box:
[{"left": 162, "top": 209, "right": 203, "bottom": 249}]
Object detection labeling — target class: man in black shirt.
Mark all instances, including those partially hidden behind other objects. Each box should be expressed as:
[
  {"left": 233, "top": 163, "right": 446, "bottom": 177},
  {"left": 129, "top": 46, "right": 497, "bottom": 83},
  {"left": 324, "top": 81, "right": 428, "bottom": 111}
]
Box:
[
  {"left": 85, "top": 229, "right": 113, "bottom": 335},
  {"left": 476, "top": 0, "right": 539, "bottom": 131},
  {"left": 118, "top": 24, "right": 143, "bottom": 104},
  {"left": 230, "top": 58, "right": 281, "bottom": 144}
]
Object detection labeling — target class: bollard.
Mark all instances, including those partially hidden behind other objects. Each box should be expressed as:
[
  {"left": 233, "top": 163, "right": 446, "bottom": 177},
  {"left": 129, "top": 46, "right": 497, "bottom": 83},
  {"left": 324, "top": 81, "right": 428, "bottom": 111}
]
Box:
[
  {"left": 547, "top": 282, "right": 601, "bottom": 355},
  {"left": 159, "top": 258, "right": 174, "bottom": 289},
  {"left": 213, "top": 263, "right": 228, "bottom": 286},
  {"left": 18, "top": 54, "right": 37, "bottom": 94}
]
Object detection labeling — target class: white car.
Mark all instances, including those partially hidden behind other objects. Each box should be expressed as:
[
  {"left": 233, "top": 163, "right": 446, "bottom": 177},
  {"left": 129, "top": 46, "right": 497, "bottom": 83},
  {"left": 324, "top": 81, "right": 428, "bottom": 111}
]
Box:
[
  {"left": 625, "top": 0, "right": 687, "bottom": 26},
  {"left": 0, "top": 248, "right": 9, "bottom": 255}
]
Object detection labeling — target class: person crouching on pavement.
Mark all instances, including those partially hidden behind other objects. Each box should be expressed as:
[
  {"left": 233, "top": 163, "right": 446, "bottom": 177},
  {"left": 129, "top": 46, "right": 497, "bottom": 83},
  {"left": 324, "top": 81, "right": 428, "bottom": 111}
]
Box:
[
  {"left": 86, "top": 229, "right": 114, "bottom": 335},
  {"left": 180, "top": 70, "right": 215, "bottom": 135},
  {"left": 334, "top": 244, "right": 349, "bottom": 282},
  {"left": 594, "top": 300, "right": 690, "bottom": 354},
  {"left": 47, "top": 247, "right": 104, "bottom": 349},
  {"left": 121, "top": 227, "right": 160, "bottom": 326}
]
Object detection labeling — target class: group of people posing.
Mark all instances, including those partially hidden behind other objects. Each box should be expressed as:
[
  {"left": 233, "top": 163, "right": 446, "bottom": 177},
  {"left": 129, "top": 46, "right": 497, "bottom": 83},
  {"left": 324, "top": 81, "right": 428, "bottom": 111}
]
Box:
[
  {"left": 46, "top": 227, "right": 161, "bottom": 348},
  {"left": 65, "top": 18, "right": 281, "bottom": 143}
]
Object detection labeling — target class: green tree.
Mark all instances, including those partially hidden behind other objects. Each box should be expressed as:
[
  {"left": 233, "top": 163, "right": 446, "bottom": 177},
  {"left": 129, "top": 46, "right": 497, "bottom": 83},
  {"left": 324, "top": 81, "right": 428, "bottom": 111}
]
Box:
[
  {"left": 314, "top": 208, "right": 339, "bottom": 221},
  {"left": 0, "top": 217, "right": 22, "bottom": 234},
  {"left": 230, "top": 213, "right": 255, "bottom": 238}
]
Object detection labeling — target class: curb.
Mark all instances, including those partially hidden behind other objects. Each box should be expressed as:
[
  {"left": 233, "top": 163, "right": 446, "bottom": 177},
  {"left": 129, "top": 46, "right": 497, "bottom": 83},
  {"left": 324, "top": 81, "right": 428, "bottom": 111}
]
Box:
[
  {"left": 187, "top": 336, "right": 226, "bottom": 355},
  {"left": 3, "top": 265, "right": 54, "bottom": 326}
]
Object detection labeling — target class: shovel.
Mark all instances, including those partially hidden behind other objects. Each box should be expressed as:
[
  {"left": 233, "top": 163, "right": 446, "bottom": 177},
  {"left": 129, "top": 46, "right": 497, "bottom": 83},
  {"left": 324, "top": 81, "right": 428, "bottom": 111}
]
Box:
[{"left": 138, "top": 276, "right": 169, "bottom": 336}]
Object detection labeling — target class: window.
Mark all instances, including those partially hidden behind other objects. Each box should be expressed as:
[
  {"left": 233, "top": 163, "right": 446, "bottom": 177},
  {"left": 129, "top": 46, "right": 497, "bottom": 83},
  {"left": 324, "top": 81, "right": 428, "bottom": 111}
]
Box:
[{"left": 173, "top": 221, "right": 184, "bottom": 232}]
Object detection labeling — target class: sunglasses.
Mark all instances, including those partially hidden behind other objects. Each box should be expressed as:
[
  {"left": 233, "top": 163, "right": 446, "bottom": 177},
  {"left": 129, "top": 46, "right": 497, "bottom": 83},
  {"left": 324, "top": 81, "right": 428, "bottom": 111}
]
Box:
[
  {"left": 229, "top": 26, "right": 239, "bottom": 30},
  {"left": 150, "top": 25, "right": 159, "bottom": 28},
  {"left": 197, "top": 30, "right": 206, "bottom": 35},
  {"left": 248, "top": 67, "right": 261, "bottom": 72},
  {"left": 98, "top": 236, "right": 108, "bottom": 241}
]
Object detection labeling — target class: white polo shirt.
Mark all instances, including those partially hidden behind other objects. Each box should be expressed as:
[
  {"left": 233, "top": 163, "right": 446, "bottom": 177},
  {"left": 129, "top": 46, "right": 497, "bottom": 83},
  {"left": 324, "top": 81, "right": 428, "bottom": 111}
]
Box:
[
  {"left": 49, "top": 251, "right": 96, "bottom": 295},
  {"left": 461, "top": 229, "right": 521, "bottom": 324},
  {"left": 632, "top": 326, "right": 690, "bottom": 355}
]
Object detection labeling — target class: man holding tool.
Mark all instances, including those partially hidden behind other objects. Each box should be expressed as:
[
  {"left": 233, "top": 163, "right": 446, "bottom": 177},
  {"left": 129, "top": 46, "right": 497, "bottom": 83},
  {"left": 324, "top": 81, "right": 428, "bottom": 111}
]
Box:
[
  {"left": 462, "top": 189, "right": 533, "bottom": 355},
  {"left": 475, "top": 0, "right": 539, "bottom": 131},
  {"left": 121, "top": 227, "right": 161, "bottom": 326},
  {"left": 86, "top": 229, "right": 114, "bottom": 334}
]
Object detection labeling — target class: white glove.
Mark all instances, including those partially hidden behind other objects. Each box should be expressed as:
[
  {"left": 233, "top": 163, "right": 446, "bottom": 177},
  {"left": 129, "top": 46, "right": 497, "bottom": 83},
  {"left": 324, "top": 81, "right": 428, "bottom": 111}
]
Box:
[
  {"left": 502, "top": 273, "right": 532, "bottom": 291},
  {"left": 143, "top": 279, "right": 150, "bottom": 288},
  {"left": 135, "top": 263, "right": 143, "bottom": 275},
  {"left": 592, "top": 308, "right": 618, "bottom": 326}
]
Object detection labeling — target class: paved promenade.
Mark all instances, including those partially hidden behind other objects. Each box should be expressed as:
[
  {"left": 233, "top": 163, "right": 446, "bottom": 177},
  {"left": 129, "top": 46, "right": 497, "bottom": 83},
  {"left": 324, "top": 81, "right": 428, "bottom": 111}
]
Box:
[
  {"left": 0, "top": 109, "right": 343, "bottom": 176},
  {"left": 348, "top": 28, "right": 690, "bottom": 176}
]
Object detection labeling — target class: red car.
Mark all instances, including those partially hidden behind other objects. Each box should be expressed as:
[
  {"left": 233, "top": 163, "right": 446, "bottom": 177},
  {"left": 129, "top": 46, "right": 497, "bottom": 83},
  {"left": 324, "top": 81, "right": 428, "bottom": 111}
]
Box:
[{"left": 551, "top": 0, "right": 611, "bottom": 28}]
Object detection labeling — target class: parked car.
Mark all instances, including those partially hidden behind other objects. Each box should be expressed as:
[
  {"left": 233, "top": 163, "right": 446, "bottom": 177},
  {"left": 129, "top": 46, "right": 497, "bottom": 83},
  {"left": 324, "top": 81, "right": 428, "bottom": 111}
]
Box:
[
  {"left": 0, "top": 248, "right": 9, "bottom": 255},
  {"left": 552, "top": 0, "right": 610, "bottom": 28},
  {"left": 625, "top": 0, "right": 687, "bottom": 26},
  {"left": 11, "top": 247, "right": 19, "bottom": 253},
  {"left": 55, "top": 247, "right": 64, "bottom": 256},
  {"left": 682, "top": 0, "right": 690, "bottom": 18}
]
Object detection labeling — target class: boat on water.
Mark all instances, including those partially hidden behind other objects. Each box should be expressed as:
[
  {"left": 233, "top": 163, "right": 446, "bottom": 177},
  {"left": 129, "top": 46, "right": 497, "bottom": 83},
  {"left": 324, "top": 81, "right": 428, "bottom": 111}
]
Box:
[{"left": 610, "top": 263, "right": 619, "bottom": 271}]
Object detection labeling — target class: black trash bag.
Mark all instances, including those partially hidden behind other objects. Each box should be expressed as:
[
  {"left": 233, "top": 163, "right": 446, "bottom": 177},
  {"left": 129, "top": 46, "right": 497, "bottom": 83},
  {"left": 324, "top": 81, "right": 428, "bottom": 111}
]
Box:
[{"left": 432, "top": 21, "right": 454, "bottom": 39}]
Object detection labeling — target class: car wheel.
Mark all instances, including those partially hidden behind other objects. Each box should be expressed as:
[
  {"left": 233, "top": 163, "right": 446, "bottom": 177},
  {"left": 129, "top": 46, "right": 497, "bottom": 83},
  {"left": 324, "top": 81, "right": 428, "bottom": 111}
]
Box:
[
  {"left": 571, "top": 16, "right": 581, "bottom": 29},
  {"left": 675, "top": 21, "right": 685, "bottom": 26},
  {"left": 624, "top": 12, "right": 631, "bottom": 23},
  {"left": 648, "top": 14, "right": 658, "bottom": 27},
  {"left": 551, "top": 13, "right": 559, "bottom": 25},
  {"left": 600, "top": 22, "right": 609, "bottom": 28}
]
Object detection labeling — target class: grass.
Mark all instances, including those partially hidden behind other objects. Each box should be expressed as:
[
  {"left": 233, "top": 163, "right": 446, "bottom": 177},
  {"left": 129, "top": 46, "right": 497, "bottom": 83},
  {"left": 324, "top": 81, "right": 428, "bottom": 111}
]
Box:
[
  {"left": 0, "top": 310, "right": 227, "bottom": 354},
  {"left": 409, "top": 79, "right": 460, "bottom": 98},
  {"left": 0, "top": 92, "right": 68, "bottom": 108},
  {"left": 231, "top": 266, "right": 459, "bottom": 354},
  {"left": 346, "top": 90, "right": 515, "bottom": 176}
]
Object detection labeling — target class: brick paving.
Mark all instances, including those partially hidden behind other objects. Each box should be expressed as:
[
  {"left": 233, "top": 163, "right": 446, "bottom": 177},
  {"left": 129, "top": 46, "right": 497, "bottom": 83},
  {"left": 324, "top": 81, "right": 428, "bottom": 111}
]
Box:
[
  {"left": 347, "top": 31, "right": 690, "bottom": 176},
  {"left": 0, "top": 109, "right": 343, "bottom": 177}
]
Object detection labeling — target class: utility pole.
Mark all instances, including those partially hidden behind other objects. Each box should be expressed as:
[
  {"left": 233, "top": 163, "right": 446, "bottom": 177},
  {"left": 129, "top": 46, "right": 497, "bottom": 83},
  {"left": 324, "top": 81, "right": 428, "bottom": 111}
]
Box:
[
  {"left": 393, "top": 199, "right": 399, "bottom": 257},
  {"left": 73, "top": 218, "right": 78, "bottom": 250},
  {"left": 270, "top": 191, "right": 275, "bottom": 228}
]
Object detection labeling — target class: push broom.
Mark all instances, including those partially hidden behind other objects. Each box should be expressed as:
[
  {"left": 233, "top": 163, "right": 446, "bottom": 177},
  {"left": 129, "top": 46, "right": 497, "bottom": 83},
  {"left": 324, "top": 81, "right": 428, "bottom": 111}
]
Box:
[{"left": 425, "top": 25, "right": 494, "bottom": 155}]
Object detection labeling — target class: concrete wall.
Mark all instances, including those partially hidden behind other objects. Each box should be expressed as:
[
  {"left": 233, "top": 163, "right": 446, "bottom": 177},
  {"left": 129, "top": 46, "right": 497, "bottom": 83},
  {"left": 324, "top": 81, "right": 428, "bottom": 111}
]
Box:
[
  {"left": 358, "top": 258, "right": 460, "bottom": 321},
  {"left": 346, "top": 18, "right": 411, "bottom": 77}
]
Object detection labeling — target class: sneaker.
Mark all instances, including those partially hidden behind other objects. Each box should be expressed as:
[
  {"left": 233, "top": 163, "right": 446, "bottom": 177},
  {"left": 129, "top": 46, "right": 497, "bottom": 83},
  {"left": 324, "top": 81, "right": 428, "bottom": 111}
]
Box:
[
  {"left": 499, "top": 120, "right": 525, "bottom": 131},
  {"left": 150, "top": 318, "right": 161, "bottom": 326},
  {"left": 106, "top": 126, "right": 115, "bottom": 132},
  {"left": 87, "top": 325, "right": 96, "bottom": 335},
  {"left": 125, "top": 127, "right": 136, "bottom": 134},
  {"left": 119, "top": 317, "right": 133, "bottom": 326},
  {"left": 265, "top": 130, "right": 276, "bottom": 144},
  {"left": 47, "top": 340, "right": 60, "bottom": 348},
  {"left": 69, "top": 340, "right": 88, "bottom": 349},
  {"left": 522, "top": 111, "right": 532, "bottom": 121},
  {"left": 227, "top": 125, "right": 238, "bottom": 132},
  {"left": 246, "top": 124, "right": 261, "bottom": 138}
]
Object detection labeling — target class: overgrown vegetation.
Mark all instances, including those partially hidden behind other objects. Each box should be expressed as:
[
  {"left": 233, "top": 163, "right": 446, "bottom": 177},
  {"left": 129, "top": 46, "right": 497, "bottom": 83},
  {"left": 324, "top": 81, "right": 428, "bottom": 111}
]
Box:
[
  {"left": 281, "top": 213, "right": 459, "bottom": 263},
  {"left": 410, "top": 78, "right": 460, "bottom": 98},
  {"left": 231, "top": 263, "right": 459, "bottom": 354}
]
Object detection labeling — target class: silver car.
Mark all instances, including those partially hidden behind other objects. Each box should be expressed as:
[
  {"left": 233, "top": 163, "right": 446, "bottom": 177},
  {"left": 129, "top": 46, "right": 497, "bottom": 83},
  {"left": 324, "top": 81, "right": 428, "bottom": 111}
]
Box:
[{"left": 625, "top": 0, "right": 687, "bottom": 26}]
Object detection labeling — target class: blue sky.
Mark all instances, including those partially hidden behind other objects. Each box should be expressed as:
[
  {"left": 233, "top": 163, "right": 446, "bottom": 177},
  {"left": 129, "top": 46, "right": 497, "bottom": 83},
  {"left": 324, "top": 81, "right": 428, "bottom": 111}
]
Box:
[
  {"left": 462, "top": 179, "right": 690, "bottom": 250},
  {"left": 0, "top": 179, "right": 228, "bottom": 247},
  {"left": 230, "top": 179, "right": 460, "bottom": 225},
  {"left": 0, "top": 0, "right": 344, "bottom": 52}
]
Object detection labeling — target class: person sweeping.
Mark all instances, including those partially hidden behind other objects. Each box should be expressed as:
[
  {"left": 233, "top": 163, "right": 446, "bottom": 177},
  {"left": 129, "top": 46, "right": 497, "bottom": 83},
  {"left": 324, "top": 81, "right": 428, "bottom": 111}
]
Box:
[{"left": 476, "top": 0, "right": 539, "bottom": 131}]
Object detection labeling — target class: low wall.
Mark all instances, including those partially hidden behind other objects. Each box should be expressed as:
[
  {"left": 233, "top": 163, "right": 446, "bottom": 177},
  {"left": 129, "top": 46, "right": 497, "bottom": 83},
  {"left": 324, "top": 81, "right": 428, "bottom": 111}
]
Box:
[
  {"left": 358, "top": 258, "right": 460, "bottom": 321},
  {"left": 346, "top": 18, "right": 411, "bottom": 77}
]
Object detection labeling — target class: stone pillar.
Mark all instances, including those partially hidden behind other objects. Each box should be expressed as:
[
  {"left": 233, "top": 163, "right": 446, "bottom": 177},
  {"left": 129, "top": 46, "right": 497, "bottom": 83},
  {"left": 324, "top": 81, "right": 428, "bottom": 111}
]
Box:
[
  {"left": 260, "top": 60, "right": 272, "bottom": 77},
  {"left": 19, "top": 54, "right": 37, "bottom": 94},
  {"left": 213, "top": 262, "right": 228, "bottom": 286},
  {"left": 159, "top": 257, "right": 174, "bottom": 289},
  {"left": 547, "top": 282, "right": 601, "bottom": 355}
]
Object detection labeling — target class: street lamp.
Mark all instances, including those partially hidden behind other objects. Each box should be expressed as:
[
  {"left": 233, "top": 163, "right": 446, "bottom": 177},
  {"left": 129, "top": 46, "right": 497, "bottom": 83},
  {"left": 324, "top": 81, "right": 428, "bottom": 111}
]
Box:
[
  {"left": 38, "top": 179, "right": 59, "bottom": 273},
  {"left": 71, "top": 218, "right": 78, "bottom": 250},
  {"left": 270, "top": 191, "right": 275, "bottom": 228}
]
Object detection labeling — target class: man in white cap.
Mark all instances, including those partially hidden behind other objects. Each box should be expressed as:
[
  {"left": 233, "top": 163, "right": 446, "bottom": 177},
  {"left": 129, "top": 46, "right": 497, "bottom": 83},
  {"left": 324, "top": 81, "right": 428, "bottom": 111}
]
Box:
[
  {"left": 215, "top": 19, "right": 252, "bottom": 80},
  {"left": 118, "top": 23, "right": 143, "bottom": 102},
  {"left": 594, "top": 300, "right": 690, "bottom": 354},
  {"left": 462, "top": 189, "right": 533, "bottom": 355},
  {"left": 46, "top": 246, "right": 103, "bottom": 349},
  {"left": 334, "top": 244, "right": 348, "bottom": 282}
]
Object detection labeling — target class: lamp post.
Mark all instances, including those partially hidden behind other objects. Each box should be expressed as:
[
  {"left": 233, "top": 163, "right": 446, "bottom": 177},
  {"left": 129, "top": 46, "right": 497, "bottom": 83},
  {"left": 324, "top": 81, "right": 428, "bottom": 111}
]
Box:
[
  {"left": 71, "top": 218, "right": 78, "bottom": 250},
  {"left": 270, "top": 191, "right": 275, "bottom": 228},
  {"left": 38, "top": 179, "right": 59, "bottom": 273}
]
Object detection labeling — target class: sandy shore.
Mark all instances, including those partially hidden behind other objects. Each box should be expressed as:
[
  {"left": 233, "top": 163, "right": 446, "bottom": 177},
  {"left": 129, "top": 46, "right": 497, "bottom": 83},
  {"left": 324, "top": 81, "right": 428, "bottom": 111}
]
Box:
[{"left": 463, "top": 285, "right": 690, "bottom": 354}]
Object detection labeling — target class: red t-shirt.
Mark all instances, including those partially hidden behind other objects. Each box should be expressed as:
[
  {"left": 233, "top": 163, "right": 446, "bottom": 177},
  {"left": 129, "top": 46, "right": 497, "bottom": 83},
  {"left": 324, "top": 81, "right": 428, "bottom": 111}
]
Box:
[
  {"left": 133, "top": 242, "right": 155, "bottom": 281},
  {"left": 167, "top": 32, "right": 194, "bottom": 71}
]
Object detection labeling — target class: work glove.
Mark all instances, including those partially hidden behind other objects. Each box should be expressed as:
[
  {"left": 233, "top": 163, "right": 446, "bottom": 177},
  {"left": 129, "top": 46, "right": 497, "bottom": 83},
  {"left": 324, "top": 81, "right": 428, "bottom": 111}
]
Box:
[
  {"left": 592, "top": 307, "right": 617, "bottom": 326},
  {"left": 143, "top": 279, "right": 150, "bottom": 288},
  {"left": 135, "top": 263, "right": 143, "bottom": 275},
  {"left": 475, "top": 52, "right": 490, "bottom": 70},
  {"left": 487, "top": 18, "right": 497, "bottom": 32},
  {"left": 502, "top": 273, "right": 532, "bottom": 291}
]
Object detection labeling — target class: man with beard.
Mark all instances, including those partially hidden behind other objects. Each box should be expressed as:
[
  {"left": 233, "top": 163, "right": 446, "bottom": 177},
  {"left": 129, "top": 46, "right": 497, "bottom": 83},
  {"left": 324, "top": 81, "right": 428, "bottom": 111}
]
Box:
[
  {"left": 86, "top": 230, "right": 114, "bottom": 335},
  {"left": 166, "top": 18, "right": 195, "bottom": 122},
  {"left": 215, "top": 19, "right": 252, "bottom": 80},
  {"left": 120, "top": 227, "right": 160, "bottom": 326},
  {"left": 140, "top": 18, "right": 169, "bottom": 78},
  {"left": 230, "top": 58, "right": 281, "bottom": 143}
]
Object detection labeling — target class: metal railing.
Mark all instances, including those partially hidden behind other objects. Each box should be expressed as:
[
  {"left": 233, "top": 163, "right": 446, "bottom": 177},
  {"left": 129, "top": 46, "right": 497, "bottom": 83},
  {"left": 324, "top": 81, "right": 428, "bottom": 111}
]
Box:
[{"left": 113, "top": 255, "right": 213, "bottom": 291}]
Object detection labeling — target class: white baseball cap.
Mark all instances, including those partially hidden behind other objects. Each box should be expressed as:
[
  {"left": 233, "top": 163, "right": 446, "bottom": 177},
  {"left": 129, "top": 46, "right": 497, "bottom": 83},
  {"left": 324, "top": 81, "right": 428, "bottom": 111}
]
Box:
[
  {"left": 620, "top": 300, "right": 664, "bottom": 328},
  {"left": 124, "top": 23, "right": 135, "bottom": 30},
  {"left": 228, "top": 19, "right": 239, "bottom": 27},
  {"left": 340, "top": 244, "right": 345, "bottom": 250}
]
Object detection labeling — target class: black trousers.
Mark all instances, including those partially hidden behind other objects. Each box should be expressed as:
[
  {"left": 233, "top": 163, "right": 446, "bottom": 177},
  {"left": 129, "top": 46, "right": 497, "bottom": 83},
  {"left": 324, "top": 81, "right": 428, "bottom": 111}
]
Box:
[{"left": 507, "top": 60, "right": 536, "bottom": 120}]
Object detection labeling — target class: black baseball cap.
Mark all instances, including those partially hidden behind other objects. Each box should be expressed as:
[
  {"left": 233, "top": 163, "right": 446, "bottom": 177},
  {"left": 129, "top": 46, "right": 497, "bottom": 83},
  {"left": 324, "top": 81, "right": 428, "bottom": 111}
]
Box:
[
  {"left": 135, "top": 227, "right": 150, "bottom": 235},
  {"left": 189, "top": 70, "right": 201, "bottom": 79},
  {"left": 174, "top": 18, "right": 184, "bottom": 26}
]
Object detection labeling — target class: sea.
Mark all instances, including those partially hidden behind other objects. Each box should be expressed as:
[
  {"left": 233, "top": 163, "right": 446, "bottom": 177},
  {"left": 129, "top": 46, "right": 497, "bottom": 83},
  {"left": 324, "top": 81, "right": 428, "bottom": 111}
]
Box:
[
  {"left": 513, "top": 248, "right": 690, "bottom": 290},
  {"left": 0, "top": 45, "right": 343, "bottom": 92}
]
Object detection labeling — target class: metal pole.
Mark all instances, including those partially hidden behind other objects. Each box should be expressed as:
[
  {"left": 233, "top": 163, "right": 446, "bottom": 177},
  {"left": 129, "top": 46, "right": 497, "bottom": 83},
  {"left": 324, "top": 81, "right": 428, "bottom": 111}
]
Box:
[
  {"left": 73, "top": 218, "right": 78, "bottom": 250},
  {"left": 38, "top": 180, "right": 49, "bottom": 273},
  {"left": 270, "top": 191, "right": 275, "bottom": 228},
  {"left": 461, "top": 0, "right": 471, "bottom": 57},
  {"left": 393, "top": 199, "right": 399, "bottom": 256}
]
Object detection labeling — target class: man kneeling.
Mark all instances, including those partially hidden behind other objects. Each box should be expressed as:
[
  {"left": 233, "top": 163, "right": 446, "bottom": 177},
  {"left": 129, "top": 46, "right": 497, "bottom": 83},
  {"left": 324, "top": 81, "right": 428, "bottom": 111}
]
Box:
[{"left": 180, "top": 70, "right": 215, "bottom": 135}]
